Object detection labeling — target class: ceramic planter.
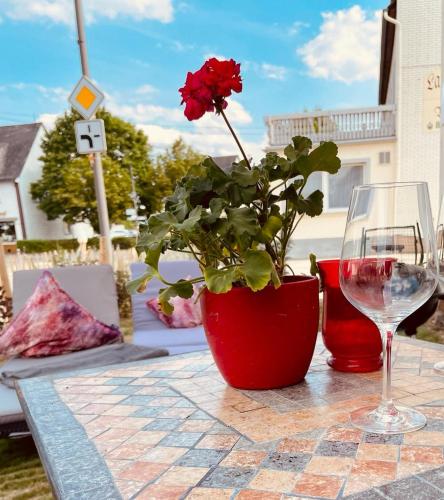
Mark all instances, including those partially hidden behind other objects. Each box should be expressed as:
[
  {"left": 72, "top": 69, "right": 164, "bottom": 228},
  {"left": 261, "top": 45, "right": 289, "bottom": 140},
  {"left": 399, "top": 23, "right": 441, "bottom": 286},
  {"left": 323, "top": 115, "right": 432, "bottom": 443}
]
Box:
[
  {"left": 200, "top": 275, "right": 319, "bottom": 389},
  {"left": 318, "top": 259, "right": 382, "bottom": 373}
]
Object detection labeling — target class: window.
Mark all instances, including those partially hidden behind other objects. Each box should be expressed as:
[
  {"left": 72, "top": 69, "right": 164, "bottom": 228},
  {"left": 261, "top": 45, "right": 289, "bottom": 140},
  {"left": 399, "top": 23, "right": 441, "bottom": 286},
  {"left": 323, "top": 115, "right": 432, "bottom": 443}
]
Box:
[
  {"left": 379, "top": 151, "right": 391, "bottom": 164},
  {"left": 302, "top": 164, "right": 365, "bottom": 211}
]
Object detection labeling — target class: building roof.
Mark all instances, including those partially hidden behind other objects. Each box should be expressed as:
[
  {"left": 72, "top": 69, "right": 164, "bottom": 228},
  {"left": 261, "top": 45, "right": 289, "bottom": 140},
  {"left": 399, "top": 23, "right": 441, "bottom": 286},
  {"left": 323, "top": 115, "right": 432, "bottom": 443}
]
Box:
[
  {"left": 0, "top": 123, "right": 42, "bottom": 181},
  {"left": 212, "top": 155, "right": 238, "bottom": 172},
  {"left": 379, "top": 0, "right": 397, "bottom": 105}
]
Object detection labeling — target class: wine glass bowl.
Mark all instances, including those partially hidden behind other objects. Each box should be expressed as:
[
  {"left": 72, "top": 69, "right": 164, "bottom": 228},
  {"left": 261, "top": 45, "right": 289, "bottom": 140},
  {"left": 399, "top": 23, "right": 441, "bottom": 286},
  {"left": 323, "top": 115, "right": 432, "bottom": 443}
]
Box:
[{"left": 340, "top": 182, "right": 438, "bottom": 434}]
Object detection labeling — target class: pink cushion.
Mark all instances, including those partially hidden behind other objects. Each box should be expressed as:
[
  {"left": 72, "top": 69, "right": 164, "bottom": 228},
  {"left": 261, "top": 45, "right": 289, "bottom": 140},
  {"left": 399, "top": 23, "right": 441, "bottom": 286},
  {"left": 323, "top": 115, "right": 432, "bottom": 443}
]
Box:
[
  {"left": 146, "top": 288, "right": 202, "bottom": 329},
  {"left": 0, "top": 271, "right": 122, "bottom": 358}
]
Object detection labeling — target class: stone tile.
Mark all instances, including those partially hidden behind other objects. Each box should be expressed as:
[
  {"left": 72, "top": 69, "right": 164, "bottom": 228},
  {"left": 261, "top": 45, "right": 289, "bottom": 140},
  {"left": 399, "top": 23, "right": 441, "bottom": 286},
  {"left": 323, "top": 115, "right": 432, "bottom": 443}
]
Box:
[
  {"left": 176, "top": 449, "right": 227, "bottom": 467},
  {"left": 305, "top": 455, "right": 354, "bottom": 476},
  {"left": 115, "top": 479, "right": 145, "bottom": 499},
  {"left": 126, "top": 431, "right": 168, "bottom": 446},
  {"left": 76, "top": 403, "right": 114, "bottom": 415},
  {"left": 120, "top": 395, "right": 156, "bottom": 406},
  {"left": 94, "top": 427, "right": 137, "bottom": 442},
  {"left": 117, "top": 461, "right": 167, "bottom": 481},
  {"left": 293, "top": 473, "right": 343, "bottom": 499},
  {"left": 357, "top": 443, "right": 399, "bottom": 462},
  {"left": 417, "top": 465, "right": 444, "bottom": 489},
  {"left": 325, "top": 426, "right": 363, "bottom": 443},
  {"left": 276, "top": 438, "right": 317, "bottom": 453},
  {"left": 104, "top": 377, "right": 136, "bottom": 386},
  {"left": 315, "top": 440, "right": 359, "bottom": 457},
  {"left": 111, "top": 386, "right": 141, "bottom": 395},
  {"left": 261, "top": 452, "right": 311, "bottom": 472},
  {"left": 142, "top": 446, "right": 188, "bottom": 464},
  {"left": 159, "top": 432, "right": 203, "bottom": 448},
  {"left": 248, "top": 468, "right": 298, "bottom": 493},
  {"left": 376, "top": 475, "right": 443, "bottom": 499},
  {"left": 196, "top": 434, "right": 240, "bottom": 450},
  {"left": 235, "top": 491, "right": 282, "bottom": 500},
  {"left": 156, "top": 466, "right": 209, "bottom": 486},
  {"left": 131, "top": 407, "right": 166, "bottom": 418},
  {"left": 161, "top": 407, "right": 197, "bottom": 419},
  {"left": 220, "top": 451, "right": 267, "bottom": 468},
  {"left": 424, "top": 418, "right": 444, "bottom": 432},
  {"left": 112, "top": 417, "right": 154, "bottom": 430},
  {"left": 199, "top": 466, "right": 256, "bottom": 488},
  {"left": 363, "top": 433, "right": 403, "bottom": 445},
  {"left": 186, "top": 487, "right": 234, "bottom": 499},
  {"left": 143, "top": 419, "right": 182, "bottom": 431},
  {"left": 400, "top": 445, "right": 444, "bottom": 464},
  {"left": 178, "top": 420, "right": 215, "bottom": 433},
  {"left": 106, "top": 443, "right": 149, "bottom": 460},
  {"left": 396, "top": 461, "right": 438, "bottom": 479},
  {"left": 351, "top": 460, "right": 397, "bottom": 480},
  {"left": 103, "top": 405, "right": 141, "bottom": 417},
  {"left": 135, "top": 484, "right": 189, "bottom": 499},
  {"left": 403, "top": 430, "right": 444, "bottom": 446}
]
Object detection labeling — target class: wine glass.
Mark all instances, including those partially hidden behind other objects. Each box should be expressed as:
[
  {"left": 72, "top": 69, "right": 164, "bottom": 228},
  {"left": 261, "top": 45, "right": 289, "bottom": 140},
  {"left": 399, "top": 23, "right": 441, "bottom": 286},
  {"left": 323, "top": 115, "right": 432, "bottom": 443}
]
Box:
[
  {"left": 340, "top": 182, "right": 438, "bottom": 434},
  {"left": 433, "top": 196, "right": 444, "bottom": 373}
]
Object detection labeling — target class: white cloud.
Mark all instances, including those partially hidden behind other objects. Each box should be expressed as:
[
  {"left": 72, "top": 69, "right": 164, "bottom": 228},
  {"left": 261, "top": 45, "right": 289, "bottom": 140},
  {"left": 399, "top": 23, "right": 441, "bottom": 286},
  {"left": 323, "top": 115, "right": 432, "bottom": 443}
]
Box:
[
  {"left": 288, "top": 21, "right": 309, "bottom": 36},
  {"left": 107, "top": 102, "right": 184, "bottom": 124},
  {"left": 135, "top": 84, "right": 157, "bottom": 95},
  {"left": 260, "top": 63, "right": 288, "bottom": 81},
  {"left": 298, "top": 5, "right": 381, "bottom": 83},
  {"left": 0, "top": 0, "right": 174, "bottom": 24}
]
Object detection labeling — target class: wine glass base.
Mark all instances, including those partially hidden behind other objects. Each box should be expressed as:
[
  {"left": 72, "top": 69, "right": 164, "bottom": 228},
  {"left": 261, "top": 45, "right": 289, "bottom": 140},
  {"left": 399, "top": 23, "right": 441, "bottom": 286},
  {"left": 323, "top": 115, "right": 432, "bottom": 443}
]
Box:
[
  {"left": 434, "top": 361, "right": 444, "bottom": 374},
  {"left": 350, "top": 405, "right": 426, "bottom": 434}
]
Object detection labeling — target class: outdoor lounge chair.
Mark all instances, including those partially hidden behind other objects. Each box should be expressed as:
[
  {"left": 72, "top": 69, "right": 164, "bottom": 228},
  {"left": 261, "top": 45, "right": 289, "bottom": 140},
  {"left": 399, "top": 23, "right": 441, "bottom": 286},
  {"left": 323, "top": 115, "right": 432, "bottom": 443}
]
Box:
[
  {"left": 0, "top": 265, "right": 167, "bottom": 438},
  {"left": 131, "top": 261, "right": 208, "bottom": 355}
]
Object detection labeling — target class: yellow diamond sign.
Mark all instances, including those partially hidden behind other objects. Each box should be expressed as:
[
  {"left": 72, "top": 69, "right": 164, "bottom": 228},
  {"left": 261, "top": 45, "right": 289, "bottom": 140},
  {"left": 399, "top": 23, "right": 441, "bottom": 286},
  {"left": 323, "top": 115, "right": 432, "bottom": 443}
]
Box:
[{"left": 68, "top": 76, "right": 104, "bottom": 120}]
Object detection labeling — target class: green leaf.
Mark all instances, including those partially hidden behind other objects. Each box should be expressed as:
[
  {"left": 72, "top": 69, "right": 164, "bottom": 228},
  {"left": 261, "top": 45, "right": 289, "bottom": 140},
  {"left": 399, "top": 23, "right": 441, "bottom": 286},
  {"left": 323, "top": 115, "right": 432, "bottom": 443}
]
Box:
[
  {"left": 242, "top": 249, "right": 274, "bottom": 292},
  {"left": 278, "top": 179, "right": 304, "bottom": 202},
  {"left": 296, "top": 190, "right": 324, "bottom": 217},
  {"left": 231, "top": 164, "right": 260, "bottom": 187},
  {"left": 175, "top": 206, "right": 202, "bottom": 232},
  {"left": 309, "top": 253, "right": 319, "bottom": 277},
  {"left": 145, "top": 242, "right": 162, "bottom": 270},
  {"left": 297, "top": 141, "right": 340, "bottom": 179},
  {"left": 158, "top": 281, "right": 194, "bottom": 314},
  {"left": 203, "top": 198, "right": 225, "bottom": 224},
  {"left": 204, "top": 266, "right": 237, "bottom": 293},
  {"left": 292, "top": 136, "right": 312, "bottom": 155},
  {"left": 126, "top": 269, "right": 156, "bottom": 294},
  {"left": 202, "top": 157, "right": 231, "bottom": 193},
  {"left": 226, "top": 207, "right": 258, "bottom": 238},
  {"left": 259, "top": 215, "right": 282, "bottom": 242}
]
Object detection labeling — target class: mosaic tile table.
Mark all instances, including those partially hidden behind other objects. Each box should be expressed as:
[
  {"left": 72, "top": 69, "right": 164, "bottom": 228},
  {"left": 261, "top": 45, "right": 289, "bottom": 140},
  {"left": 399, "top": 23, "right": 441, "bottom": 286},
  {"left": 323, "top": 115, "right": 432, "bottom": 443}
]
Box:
[{"left": 16, "top": 337, "right": 444, "bottom": 500}]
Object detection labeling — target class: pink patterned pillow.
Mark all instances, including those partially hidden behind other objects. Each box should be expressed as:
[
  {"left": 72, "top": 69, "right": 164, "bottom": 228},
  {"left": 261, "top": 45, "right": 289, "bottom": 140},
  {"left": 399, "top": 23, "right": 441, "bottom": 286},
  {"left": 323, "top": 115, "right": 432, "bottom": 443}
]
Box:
[
  {"left": 147, "top": 288, "right": 202, "bottom": 328},
  {"left": 0, "top": 271, "right": 122, "bottom": 358}
]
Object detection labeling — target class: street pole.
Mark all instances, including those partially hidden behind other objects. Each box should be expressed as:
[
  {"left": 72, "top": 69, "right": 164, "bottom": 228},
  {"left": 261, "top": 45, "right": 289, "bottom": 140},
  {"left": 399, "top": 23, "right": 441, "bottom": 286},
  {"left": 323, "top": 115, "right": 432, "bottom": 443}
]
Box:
[{"left": 73, "top": 0, "right": 112, "bottom": 264}]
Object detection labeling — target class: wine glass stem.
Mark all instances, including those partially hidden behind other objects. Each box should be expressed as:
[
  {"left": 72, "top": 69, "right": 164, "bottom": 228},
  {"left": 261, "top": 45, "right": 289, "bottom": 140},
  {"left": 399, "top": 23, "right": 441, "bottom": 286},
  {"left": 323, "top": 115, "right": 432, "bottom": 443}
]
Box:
[{"left": 378, "top": 327, "right": 397, "bottom": 416}]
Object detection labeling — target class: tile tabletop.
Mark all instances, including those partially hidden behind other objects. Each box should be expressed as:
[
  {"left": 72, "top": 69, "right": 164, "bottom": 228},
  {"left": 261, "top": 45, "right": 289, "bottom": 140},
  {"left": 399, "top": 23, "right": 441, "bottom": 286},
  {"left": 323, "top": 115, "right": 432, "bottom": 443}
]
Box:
[{"left": 16, "top": 337, "right": 444, "bottom": 499}]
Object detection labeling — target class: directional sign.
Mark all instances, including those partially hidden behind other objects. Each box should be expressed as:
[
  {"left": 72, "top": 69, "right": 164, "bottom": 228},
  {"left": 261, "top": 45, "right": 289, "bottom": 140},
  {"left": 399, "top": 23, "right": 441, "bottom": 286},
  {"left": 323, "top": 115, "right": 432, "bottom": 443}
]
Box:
[
  {"left": 74, "top": 119, "right": 107, "bottom": 154},
  {"left": 69, "top": 76, "right": 104, "bottom": 120}
]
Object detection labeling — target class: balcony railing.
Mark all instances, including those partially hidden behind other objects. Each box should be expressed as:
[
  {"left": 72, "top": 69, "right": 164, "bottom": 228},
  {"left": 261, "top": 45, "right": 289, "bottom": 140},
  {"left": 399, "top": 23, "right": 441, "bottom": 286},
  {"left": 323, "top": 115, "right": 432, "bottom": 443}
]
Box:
[{"left": 265, "top": 105, "right": 396, "bottom": 147}]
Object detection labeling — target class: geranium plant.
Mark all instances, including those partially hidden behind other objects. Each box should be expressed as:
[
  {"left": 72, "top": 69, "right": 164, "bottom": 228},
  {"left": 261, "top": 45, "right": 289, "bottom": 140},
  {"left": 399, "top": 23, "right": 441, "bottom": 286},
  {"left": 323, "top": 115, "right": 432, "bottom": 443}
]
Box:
[{"left": 130, "top": 58, "right": 341, "bottom": 313}]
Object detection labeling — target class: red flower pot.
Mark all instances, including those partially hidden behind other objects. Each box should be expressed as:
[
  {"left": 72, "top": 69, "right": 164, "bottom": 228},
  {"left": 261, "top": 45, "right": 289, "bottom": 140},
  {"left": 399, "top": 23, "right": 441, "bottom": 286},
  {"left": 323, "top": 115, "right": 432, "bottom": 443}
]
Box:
[
  {"left": 318, "top": 259, "right": 382, "bottom": 373},
  {"left": 200, "top": 276, "right": 319, "bottom": 389}
]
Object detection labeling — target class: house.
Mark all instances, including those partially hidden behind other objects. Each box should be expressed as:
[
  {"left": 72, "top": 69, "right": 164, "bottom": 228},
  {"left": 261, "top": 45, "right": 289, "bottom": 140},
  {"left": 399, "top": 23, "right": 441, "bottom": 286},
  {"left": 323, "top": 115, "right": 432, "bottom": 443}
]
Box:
[
  {"left": 264, "top": 0, "right": 440, "bottom": 266},
  {"left": 0, "top": 123, "right": 67, "bottom": 241}
]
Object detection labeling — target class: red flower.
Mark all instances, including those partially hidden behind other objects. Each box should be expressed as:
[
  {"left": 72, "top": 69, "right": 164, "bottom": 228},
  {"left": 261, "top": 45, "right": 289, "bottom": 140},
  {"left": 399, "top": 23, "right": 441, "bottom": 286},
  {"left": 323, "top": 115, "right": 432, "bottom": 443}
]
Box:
[{"left": 179, "top": 58, "right": 242, "bottom": 121}]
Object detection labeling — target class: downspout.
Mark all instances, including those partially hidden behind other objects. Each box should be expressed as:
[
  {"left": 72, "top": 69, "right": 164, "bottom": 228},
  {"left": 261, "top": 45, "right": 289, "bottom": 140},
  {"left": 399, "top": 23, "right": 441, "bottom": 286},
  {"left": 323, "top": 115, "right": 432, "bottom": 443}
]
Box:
[
  {"left": 383, "top": 8, "right": 402, "bottom": 184},
  {"left": 14, "top": 180, "right": 27, "bottom": 240}
]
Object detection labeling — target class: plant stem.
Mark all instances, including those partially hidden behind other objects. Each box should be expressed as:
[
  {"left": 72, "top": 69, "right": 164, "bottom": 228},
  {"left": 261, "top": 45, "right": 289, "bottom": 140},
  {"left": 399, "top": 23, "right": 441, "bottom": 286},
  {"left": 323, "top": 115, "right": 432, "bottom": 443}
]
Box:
[{"left": 219, "top": 108, "right": 252, "bottom": 169}]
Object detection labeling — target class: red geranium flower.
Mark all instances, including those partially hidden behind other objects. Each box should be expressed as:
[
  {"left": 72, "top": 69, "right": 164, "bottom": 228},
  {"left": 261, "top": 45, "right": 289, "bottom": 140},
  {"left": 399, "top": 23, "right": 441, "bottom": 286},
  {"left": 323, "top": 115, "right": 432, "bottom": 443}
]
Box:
[{"left": 179, "top": 58, "right": 242, "bottom": 121}]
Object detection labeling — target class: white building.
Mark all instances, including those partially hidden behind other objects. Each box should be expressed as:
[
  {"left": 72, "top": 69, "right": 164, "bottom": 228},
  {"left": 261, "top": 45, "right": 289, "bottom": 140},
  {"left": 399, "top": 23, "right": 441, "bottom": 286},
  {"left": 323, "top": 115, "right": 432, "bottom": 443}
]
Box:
[
  {"left": 265, "top": 0, "right": 441, "bottom": 264},
  {"left": 0, "top": 123, "right": 67, "bottom": 241}
]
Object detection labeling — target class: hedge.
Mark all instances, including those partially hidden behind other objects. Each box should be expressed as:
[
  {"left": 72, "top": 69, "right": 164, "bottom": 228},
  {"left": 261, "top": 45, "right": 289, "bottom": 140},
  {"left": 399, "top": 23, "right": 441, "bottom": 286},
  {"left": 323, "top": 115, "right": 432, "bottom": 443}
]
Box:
[{"left": 17, "top": 237, "right": 137, "bottom": 253}]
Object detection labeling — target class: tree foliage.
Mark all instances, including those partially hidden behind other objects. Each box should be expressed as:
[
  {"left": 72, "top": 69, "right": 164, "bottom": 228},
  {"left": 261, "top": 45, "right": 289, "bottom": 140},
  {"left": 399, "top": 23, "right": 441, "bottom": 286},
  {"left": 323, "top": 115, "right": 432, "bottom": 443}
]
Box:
[{"left": 31, "top": 108, "right": 161, "bottom": 231}]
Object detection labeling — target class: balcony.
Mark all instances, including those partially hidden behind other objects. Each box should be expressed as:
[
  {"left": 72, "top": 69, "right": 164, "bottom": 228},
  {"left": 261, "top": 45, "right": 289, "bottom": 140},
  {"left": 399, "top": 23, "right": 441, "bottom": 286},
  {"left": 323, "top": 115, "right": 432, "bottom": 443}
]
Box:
[{"left": 265, "top": 105, "right": 396, "bottom": 148}]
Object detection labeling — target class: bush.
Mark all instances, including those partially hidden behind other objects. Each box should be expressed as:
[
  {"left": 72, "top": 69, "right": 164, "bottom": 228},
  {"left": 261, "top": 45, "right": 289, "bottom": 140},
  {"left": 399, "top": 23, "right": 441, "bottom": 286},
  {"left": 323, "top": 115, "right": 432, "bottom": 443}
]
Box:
[{"left": 17, "top": 237, "right": 137, "bottom": 254}]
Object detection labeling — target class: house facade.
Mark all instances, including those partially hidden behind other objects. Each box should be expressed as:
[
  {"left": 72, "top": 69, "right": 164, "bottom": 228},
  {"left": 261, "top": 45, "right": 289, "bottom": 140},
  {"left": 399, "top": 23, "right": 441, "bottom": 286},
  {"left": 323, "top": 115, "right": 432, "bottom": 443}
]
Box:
[
  {"left": 264, "top": 0, "right": 442, "bottom": 264},
  {"left": 0, "top": 123, "right": 67, "bottom": 241}
]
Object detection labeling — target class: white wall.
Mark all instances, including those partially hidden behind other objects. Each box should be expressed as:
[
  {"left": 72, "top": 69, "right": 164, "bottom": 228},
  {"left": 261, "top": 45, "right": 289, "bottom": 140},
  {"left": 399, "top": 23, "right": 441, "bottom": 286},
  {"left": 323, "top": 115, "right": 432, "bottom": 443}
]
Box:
[
  {"left": 0, "top": 181, "right": 23, "bottom": 239},
  {"left": 397, "top": 0, "right": 442, "bottom": 216},
  {"left": 17, "top": 126, "right": 68, "bottom": 240}
]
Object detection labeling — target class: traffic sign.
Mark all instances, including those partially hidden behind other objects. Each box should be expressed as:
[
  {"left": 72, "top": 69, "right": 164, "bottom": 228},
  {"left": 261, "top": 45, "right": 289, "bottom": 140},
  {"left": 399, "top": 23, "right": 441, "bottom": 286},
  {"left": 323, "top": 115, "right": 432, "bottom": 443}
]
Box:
[
  {"left": 74, "top": 119, "right": 107, "bottom": 154},
  {"left": 69, "top": 76, "right": 104, "bottom": 119}
]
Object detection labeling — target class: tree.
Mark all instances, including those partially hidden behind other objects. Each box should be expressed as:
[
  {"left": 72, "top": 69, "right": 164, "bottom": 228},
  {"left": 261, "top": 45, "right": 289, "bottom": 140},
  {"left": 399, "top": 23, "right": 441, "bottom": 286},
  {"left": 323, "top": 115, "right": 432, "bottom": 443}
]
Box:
[
  {"left": 31, "top": 108, "right": 163, "bottom": 231},
  {"left": 156, "top": 138, "right": 204, "bottom": 195}
]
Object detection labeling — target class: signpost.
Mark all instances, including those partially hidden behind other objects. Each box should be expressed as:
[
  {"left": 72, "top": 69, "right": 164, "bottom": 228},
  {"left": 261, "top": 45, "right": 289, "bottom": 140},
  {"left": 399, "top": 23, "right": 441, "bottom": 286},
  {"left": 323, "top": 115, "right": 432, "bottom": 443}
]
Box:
[
  {"left": 74, "top": 119, "right": 107, "bottom": 154},
  {"left": 72, "top": 0, "right": 112, "bottom": 264}
]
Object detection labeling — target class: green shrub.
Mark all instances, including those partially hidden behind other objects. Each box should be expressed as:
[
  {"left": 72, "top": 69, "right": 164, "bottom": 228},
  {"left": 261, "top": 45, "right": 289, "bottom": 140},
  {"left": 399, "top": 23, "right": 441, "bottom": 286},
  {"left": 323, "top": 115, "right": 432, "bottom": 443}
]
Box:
[{"left": 17, "top": 237, "right": 137, "bottom": 254}]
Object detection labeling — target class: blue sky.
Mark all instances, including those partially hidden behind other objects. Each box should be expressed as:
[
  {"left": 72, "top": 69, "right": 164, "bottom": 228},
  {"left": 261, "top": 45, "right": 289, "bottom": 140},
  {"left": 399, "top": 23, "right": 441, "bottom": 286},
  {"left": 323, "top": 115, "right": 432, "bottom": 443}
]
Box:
[{"left": 0, "top": 0, "right": 387, "bottom": 158}]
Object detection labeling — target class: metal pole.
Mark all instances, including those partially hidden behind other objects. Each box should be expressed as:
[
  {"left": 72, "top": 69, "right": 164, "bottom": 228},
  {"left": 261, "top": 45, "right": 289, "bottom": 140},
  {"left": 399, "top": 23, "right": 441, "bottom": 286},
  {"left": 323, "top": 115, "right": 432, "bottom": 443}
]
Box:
[{"left": 73, "top": 0, "right": 112, "bottom": 264}]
